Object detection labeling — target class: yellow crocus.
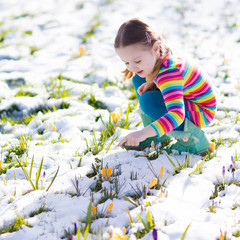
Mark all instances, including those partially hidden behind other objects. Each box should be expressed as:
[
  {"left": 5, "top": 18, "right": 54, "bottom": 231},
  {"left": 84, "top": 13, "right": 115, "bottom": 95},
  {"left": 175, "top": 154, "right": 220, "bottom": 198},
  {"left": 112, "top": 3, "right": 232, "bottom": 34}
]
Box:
[
  {"left": 92, "top": 205, "right": 97, "bottom": 216},
  {"left": 52, "top": 124, "right": 56, "bottom": 132},
  {"left": 148, "top": 178, "right": 158, "bottom": 189},
  {"left": 106, "top": 202, "right": 113, "bottom": 215},
  {"left": 219, "top": 231, "right": 224, "bottom": 240},
  {"left": 102, "top": 168, "right": 106, "bottom": 178},
  {"left": 0, "top": 161, "right": 2, "bottom": 169},
  {"left": 109, "top": 233, "right": 129, "bottom": 240},
  {"left": 160, "top": 166, "right": 164, "bottom": 178},
  {"left": 111, "top": 112, "right": 121, "bottom": 123},
  {"left": 107, "top": 167, "right": 112, "bottom": 179},
  {"left": 79, "top": 45, "right": 85, "bottom": 56},
  {"left": 109, "top": 227, "right": 129, "bottom": 240},
  {"left": 20, "top": 141, "right": 26, "bottom": 151}
]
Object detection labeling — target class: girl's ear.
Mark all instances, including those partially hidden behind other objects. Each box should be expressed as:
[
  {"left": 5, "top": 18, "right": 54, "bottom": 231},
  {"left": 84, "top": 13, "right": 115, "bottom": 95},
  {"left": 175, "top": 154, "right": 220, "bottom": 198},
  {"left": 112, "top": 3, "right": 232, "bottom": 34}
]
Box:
[{"left": 153, "top": 41, "right": 160, "bottom": 57}]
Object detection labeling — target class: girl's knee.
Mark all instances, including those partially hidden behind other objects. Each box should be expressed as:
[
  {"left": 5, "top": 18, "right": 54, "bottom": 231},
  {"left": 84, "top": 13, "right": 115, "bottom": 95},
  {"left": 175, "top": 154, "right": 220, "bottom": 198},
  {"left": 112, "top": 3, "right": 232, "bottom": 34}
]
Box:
[{"left": 139, "top": 92, "right": 153, "bottom": 114}]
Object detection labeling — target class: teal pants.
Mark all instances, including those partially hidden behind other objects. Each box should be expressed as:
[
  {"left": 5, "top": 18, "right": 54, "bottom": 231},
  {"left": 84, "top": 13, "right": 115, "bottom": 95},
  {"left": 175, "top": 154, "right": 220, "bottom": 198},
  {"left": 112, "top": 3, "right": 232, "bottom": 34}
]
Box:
[{"left": 132, "top": 74, "right": 186, "bottom": 131}]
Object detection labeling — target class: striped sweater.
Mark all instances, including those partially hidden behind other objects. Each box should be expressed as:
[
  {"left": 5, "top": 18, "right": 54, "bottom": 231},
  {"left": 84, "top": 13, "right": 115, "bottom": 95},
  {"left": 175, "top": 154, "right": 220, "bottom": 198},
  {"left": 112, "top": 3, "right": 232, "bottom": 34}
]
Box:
[{"left": 150, "top": 51, "right": 217, "bottom": 137}]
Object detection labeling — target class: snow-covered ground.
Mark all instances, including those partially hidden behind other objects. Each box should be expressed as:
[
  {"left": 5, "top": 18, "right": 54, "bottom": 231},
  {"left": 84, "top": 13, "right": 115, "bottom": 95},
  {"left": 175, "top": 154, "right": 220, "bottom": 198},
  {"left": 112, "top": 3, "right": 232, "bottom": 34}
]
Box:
[{"left": 0, "top": 0, "right": 240, "bottom": 239}]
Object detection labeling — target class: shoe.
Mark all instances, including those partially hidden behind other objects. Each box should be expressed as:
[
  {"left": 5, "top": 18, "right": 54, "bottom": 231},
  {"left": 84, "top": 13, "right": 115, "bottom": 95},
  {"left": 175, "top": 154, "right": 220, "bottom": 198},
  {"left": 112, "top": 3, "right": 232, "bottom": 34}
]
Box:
[
  {"left": 165, "top": 118, "right": 215, "bottom": 155},
  {"left": 121, "top": 109, "right": 170, "bottom": 151}
]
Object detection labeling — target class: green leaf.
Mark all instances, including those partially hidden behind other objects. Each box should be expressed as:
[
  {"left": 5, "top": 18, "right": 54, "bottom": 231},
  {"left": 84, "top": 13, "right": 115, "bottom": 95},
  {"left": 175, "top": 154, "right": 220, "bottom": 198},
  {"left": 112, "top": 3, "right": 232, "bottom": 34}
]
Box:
[
  {"left": 189, "top": 156, "right": 207, "bottom": 176},
  {"left": 122, "top": 195, "right": 138, "bottom": 207},
  {"left": 84, "top": 224, "right": 89, "bottom": 240},
  {"left": 146, "top": 210, "right": 153, "bottom": 228},
  {"left": 46, "top": 166, "right": 60, "bottom": 191},
  {"left": 52, "top": 104, "right": 57, "bottom": 112},
  {"left": 29, "top": 155, "right": 34, "bottom": 178},
  {"left": 16, "top": 157, "right": 36, "bottom": 190},
  {"left": 137, "top": 213, "right": 149, "bottom": 231},
  {"left": 165, "top": 153, "right": 178, "bottom": 172},
  {"left": 35, "top": 157, "right": 44, "bottom": 189},
  {"left": 181, "top": 223, "right": 191, "bottom": 240},
  {"left": 85, "top": 198, "right": 93, "bottom": 227}
]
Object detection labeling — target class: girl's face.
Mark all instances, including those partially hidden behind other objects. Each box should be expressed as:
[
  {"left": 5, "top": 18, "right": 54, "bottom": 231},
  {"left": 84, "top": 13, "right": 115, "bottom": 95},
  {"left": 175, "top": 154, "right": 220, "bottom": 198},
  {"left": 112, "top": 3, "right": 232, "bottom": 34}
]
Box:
[{"left": 116, "top": 43, "right": 159, "bottom": 78}]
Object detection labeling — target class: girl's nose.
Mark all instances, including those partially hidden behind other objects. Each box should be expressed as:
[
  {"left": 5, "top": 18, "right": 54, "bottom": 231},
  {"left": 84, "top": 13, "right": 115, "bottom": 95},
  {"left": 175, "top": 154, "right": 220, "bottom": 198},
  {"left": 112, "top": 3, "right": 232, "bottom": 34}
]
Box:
[{"left": 129, "top": 63, "right": 138, "bottom": 73}]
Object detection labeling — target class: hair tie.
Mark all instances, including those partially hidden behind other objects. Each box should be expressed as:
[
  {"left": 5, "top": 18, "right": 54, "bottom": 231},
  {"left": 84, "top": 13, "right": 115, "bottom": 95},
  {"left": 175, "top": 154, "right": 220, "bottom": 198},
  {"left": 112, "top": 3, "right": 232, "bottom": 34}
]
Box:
[{"left": 145, "top": 32, "right": 151, "bottom": 44}]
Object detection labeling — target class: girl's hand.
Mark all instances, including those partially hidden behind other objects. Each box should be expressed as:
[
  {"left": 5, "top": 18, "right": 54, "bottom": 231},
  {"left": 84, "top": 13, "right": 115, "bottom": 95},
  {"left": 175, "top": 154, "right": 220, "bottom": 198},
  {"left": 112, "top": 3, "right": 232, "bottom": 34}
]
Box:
[
  {"left": 117, "top": 125, "right": 157, "bottom": 147},
  {"left": 117, "top": 130, "right": 147, "bottom": 147},
  {"left": 137, "top": 81, "right": 157, "bottom": 96}
]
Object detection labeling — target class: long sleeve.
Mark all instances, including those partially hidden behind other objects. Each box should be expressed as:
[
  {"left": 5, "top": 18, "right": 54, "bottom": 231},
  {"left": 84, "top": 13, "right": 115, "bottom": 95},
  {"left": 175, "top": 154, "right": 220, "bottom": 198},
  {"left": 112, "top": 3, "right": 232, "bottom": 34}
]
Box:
[
  {"left": 150, "top": 67, "right": 185, "bottom": 137},
  {"left": 149, "top": 51, "right": 217, "bottom": 138}
]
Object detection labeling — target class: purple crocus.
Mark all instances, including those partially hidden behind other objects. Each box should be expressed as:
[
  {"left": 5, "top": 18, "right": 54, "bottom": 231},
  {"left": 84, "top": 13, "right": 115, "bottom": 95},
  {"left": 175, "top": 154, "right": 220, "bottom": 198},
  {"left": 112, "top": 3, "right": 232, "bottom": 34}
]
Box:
[
  {"left": 152, "top": 229, "right": 158, "bottom": 240},
  {"left": 222, "top": 166, "right": 226, "bottom": 185},
  {"left": 74, "top": 222, "right": 77, "bottom": 235},
  {"left": 222, "top": 166, "right": 225, "bottom": 177},
  {"left": 232, "top": 169, "right": 235, "bottom": 183},
  {"left": 143, "top": 186, "right": 148, "bottom": 198}
]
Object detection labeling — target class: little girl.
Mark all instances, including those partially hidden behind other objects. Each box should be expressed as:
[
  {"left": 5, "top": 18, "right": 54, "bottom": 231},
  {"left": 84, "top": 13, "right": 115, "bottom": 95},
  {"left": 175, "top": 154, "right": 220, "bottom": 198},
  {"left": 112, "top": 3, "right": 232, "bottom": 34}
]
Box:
[{"left": 114, "top": 18, "right": 217, "bottom": 155}]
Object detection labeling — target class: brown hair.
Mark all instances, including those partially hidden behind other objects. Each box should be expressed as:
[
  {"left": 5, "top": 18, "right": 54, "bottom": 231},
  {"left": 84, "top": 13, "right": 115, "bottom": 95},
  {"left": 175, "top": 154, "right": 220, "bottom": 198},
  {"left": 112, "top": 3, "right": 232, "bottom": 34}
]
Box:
[{"left": 114, "top": 18, "right": 170, "bottom": 82}]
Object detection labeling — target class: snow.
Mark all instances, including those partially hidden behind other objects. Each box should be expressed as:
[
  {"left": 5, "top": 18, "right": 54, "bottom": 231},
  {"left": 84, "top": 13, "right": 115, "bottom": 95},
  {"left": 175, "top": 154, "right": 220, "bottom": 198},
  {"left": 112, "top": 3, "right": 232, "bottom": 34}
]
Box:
[{"left": 0, "top": 0, "right": 240, "bottom": 239}]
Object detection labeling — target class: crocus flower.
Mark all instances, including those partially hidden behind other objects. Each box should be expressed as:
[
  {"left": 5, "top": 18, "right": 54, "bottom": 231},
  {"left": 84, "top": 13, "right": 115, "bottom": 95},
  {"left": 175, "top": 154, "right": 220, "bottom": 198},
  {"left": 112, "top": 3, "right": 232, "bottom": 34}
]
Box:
[
  {"left": 107, "top": 167, "right": 112, "bottom": 179},
  {"left": 111, "top": 112, "right": 121, "bottom": 123},
  {"left": 109, "top": 227, "right": 129, "bottom": 240},
  {"left": 52, "top": 124, "right": 56, "bottom": 132},
  {"left": 148, "top": 178, "right": 158, "bottom": 189},
  {"left": 102, "top": 168, "right": 106, "bottom": 178},
  {"left": 74, "top": 222, "right": 77, "bottom": 235},
  {"left": 46, "top": 124, "right": 49, "bottom": 131},
  {"left": 219, "top": 230, "right": 224, "bottom": 240},
  {"left": 106, "top": 202, "right": 113, "bottom": 215},
  {"left": 222, "top": 166, "right": 225, "bottom": 185},
  {"left": 160, "top": 166, "right": 164, "bottom": 178},
  {"left": 92, "top": 205, "right": 97, "bottom": 216},
  {"left": 152, "top": 229, "right": 158, "bottom": 240},
  {"left": 150, "top": 141, "right": 155, "bottom": 152},
  {"left": 20, "top": 141, "right": 26, "bottom": 151},
  {"left": 79, "top": 45, "right": 85, "bottom": 56}
]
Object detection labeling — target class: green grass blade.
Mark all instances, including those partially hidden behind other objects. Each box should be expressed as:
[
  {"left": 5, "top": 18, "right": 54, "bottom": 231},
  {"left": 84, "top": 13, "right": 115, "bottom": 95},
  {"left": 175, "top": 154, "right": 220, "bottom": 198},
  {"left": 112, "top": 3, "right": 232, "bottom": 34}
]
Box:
[
  {"left": 105, "top": 135, "right": 118, "bottom": 153},
  {"left": 85, "top": 198, "right": 93, "bottom": 227},
  {"left": 165, "top": 153, "right": 178, "bottom": 169},
  {"left": 29, "top": 155, "right": 34, "bottom": 178},
  {"left": 124, "top": 104, "right": 130, "bottom": 129},
  {"left": 181, "top": 223, "right": 191, "bottom": 240},
  {"left": 35, "top": 157, "right": 44, "bottom": 189},
  {"left": 46, "top": 166, "right": 60, "bottom": 191},
  {"left": 16, "top": 158, "right": 36, "bottom": 190},
  {"left": 84, "top": 224, "right": 89, "bottom": 240},
  {"left": 122, "top": 195, "right": 138, "bottom": 207},
  {"left": 137, "top": 213, "right": 149, "bottom": 231},
  {"left": 147, "top": 210, "right": 154, "bottom": 228},
  {"left": 189, "top": 156, "right": 207, "bottom": 176}
]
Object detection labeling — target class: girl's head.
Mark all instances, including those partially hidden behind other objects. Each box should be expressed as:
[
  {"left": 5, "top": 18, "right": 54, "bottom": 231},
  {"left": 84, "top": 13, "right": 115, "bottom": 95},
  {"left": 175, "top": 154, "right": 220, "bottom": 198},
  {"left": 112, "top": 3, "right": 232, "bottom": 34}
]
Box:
[{"left": 114, "top": 18, "right": 169, "bottom": 81}]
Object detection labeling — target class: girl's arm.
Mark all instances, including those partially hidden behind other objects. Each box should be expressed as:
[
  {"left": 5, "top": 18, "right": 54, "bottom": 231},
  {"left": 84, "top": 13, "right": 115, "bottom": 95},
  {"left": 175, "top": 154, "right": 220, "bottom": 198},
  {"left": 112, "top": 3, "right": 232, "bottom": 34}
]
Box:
[{"left": 151, "top": 67, "right": 185, "bottom": 137}]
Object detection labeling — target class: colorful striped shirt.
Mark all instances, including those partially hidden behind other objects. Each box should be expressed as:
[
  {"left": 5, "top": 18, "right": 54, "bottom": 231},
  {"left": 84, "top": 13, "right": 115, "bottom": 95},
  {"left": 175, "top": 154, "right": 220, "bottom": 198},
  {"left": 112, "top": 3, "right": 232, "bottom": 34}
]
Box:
[{"left": 150, "top": 51, "right": 217, "bottom": 137}]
